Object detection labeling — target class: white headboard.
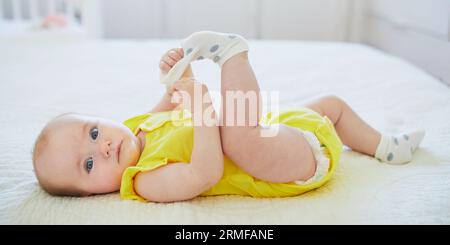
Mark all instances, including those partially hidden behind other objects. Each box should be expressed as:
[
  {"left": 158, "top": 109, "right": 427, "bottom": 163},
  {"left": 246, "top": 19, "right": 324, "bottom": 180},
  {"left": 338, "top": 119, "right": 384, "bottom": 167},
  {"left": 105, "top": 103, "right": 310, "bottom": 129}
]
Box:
[{"left": 349, "top": 0, "right": 450, "bottom": 86}]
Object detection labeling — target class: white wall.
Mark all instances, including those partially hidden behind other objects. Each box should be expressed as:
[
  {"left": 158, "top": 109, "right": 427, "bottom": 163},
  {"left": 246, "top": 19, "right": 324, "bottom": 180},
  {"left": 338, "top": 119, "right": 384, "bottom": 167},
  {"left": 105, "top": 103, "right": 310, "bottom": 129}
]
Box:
[
  {"left": 97, "top": 0, "right": 350, "bottom": 41},
  {"left": 259, "top": 0, "right": 349, "bottom": 40},
  {"left": 100, "top": 0, "right": 163, "bottom": 39},
  {"left": 163, "top": 0, "right": 259, "bottom": 39}
]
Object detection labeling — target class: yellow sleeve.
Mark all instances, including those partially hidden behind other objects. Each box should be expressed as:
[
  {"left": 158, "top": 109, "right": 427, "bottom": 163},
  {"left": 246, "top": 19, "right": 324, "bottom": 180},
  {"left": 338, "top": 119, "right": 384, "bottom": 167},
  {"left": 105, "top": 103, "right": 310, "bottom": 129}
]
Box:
[
  {"left": 122, "top": 113, "right": 151, "bottom": 135},
  {"left": 120, "top": 158, "right": 169, "bottom": 202}
]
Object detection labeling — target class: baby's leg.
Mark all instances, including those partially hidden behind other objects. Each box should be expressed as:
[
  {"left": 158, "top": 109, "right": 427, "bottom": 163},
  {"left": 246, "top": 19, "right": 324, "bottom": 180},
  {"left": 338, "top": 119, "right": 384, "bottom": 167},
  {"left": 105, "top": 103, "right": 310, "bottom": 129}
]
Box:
[
  {"left": 303, "top": 95, "right": 381, "bottom": 155},
  {"left": 219, "top": 52, "right": 317, "bottom": 183},
  {"left": 166, "top": 31, "right": 316, "bottom": 182},
  {"left": 304, "top": 95, "right": 425, "bottom": 164}
]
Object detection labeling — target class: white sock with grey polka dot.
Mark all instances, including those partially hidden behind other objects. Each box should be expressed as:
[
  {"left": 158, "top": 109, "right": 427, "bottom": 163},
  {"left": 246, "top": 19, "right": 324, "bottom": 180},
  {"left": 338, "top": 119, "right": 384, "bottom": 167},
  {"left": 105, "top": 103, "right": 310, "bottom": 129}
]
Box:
[
  {"left": 374, "top": 130, "right": 425, "bottom": 164},
  {"left": 160, "top": 31, "right": 249, "bottom": 86}
]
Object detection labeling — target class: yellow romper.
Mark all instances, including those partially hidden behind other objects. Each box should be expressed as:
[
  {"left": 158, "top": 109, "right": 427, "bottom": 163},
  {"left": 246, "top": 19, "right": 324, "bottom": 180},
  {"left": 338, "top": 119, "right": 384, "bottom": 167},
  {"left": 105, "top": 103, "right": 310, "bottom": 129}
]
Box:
[{"left": 120, "top": 108, "right": 343, "bottom": 202}]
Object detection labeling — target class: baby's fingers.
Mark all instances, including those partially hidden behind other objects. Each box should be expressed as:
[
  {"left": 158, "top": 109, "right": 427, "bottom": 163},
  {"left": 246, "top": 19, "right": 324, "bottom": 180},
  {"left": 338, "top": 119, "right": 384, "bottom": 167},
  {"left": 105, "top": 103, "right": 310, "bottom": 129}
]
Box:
[
  {"left": 168, "top": 49, "right": 183, "bottom": 61},
  {"left": 176, "top": 48, "right": 184, "bottom": 58},
  {"left": 159, "top": 61, "right": 171, "bottom": 73}
]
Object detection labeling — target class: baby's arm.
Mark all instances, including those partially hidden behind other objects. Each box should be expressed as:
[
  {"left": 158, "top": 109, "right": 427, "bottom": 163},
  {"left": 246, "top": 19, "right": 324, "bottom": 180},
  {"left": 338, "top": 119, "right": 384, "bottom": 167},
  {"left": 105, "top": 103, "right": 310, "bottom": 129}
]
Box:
[
  {"left": 149, "top": 48, "right": 194, "bottom": 113},
  {"left": 135, "top": 79, "right": 223, "bottom": 202}
]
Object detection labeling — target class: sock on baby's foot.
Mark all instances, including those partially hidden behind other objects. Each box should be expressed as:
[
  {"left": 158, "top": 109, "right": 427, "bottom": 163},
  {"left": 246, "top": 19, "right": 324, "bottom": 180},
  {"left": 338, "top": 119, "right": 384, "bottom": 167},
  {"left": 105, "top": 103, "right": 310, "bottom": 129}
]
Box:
[
  {"left": 181, "top": 31, "right": 249, "bottom": 66},
  {"left": 374, "top": 130, "right": 425, "bottom": 164},
  {"left": 160, "top": 31, "right": 249, "bottom": 86}
]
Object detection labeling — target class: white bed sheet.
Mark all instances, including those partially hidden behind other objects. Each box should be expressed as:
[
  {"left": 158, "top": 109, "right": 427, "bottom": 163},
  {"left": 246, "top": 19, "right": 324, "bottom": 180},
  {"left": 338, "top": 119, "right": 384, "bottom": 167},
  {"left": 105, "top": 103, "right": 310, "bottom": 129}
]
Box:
[{"left": 0, "top": 35, "right": 449, "bottom": 224}]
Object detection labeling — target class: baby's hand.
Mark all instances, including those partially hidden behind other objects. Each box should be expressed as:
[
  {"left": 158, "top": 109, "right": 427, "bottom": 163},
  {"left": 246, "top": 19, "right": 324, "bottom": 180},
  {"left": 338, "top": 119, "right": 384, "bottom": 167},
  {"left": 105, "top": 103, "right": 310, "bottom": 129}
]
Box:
[
  {"left": 169, "top": 78, "right": 211, "bottom": 113},
  {"left": 160, "top": 48, "right": 184, "bottom": 74}
]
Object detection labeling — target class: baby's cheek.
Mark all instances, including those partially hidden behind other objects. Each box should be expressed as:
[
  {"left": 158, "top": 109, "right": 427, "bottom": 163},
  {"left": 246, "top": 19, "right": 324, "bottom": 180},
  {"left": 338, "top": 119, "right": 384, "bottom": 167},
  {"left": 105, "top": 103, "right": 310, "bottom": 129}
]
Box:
[{"left": 97, "top": 171, "right": 121, "bottom": 192}]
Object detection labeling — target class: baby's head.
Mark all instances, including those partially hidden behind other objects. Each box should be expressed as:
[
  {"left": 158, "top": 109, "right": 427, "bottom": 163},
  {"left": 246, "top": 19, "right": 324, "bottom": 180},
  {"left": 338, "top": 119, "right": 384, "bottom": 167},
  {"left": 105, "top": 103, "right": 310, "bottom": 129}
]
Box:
[{"left": 32, "top": 113, "right": 142, "bottom": 197}]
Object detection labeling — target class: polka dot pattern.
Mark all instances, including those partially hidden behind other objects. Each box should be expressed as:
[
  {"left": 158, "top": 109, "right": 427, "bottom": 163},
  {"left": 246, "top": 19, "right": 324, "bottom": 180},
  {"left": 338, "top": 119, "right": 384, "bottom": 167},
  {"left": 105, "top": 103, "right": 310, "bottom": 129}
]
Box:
[
  {"left": 210, "top": 45, "right": 219, "bottom": 52},
  {"left": 387, "top": 152, "right": 394, "bottom": 161}
]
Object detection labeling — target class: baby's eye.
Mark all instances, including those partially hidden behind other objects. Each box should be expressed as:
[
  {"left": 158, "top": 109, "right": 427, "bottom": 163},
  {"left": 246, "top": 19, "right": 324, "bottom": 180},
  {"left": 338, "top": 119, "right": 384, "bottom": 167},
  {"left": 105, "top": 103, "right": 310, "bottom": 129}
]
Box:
[
  {"left": 90, "top": 127, "right": 99, "bottom": 141},
  {"left": 85, "top": 157, "right": 94, "bottom": 173}
]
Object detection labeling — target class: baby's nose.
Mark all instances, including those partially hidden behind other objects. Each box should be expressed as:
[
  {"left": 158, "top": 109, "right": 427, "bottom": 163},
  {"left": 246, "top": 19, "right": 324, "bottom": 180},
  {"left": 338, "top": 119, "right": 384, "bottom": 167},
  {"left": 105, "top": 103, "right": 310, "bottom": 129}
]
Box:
[{"left": 100, "top": 140, "right": 112, "bottom": 158}]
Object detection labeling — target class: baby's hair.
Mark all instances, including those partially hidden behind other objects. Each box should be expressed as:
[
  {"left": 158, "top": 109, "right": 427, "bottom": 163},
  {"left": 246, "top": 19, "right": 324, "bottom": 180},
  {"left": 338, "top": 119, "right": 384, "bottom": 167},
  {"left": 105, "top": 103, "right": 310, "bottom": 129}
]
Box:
[{"left": 32, "top": 112, "right": 87, "bottom": 197}]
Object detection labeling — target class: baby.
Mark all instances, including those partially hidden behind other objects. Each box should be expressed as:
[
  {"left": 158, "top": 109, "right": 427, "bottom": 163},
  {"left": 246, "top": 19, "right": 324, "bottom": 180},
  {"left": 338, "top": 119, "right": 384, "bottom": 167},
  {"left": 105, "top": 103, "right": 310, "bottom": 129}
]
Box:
[{"left": 32, "top": 31, "right": 425, "bottom": 202}]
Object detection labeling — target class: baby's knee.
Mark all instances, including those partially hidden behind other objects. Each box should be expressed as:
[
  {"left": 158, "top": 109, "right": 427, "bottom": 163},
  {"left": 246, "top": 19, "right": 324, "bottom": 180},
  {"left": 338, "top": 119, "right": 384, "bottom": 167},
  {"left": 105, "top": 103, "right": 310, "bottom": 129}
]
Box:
[
  {"left": 310, "top": 94, "right": 347, "bottom": 124},
  {"left": 317, "top": 94, "right": 345, "bottom": 108}
]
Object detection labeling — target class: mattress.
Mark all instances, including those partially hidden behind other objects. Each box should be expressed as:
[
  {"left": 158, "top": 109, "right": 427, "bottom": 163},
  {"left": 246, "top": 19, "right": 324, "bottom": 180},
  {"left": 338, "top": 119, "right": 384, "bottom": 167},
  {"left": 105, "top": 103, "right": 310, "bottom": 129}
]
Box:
[{"left": 0, "top": 34, "right": 449, "bottom": 224}]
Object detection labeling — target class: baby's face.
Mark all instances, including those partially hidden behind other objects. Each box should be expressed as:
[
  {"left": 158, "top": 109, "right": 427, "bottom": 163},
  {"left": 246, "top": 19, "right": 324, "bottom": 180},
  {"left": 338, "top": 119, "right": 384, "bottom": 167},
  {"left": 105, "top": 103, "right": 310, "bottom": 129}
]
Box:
[{"left": 40, "top": 114, "right": 143, "bottom": 195}]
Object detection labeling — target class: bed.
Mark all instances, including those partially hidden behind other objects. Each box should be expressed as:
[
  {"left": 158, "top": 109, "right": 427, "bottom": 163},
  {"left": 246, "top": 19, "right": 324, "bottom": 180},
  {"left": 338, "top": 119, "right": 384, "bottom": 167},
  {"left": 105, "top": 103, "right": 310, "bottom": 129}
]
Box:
[{"left": 0, "top": 31, "right": 449, "bottom": 224}]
